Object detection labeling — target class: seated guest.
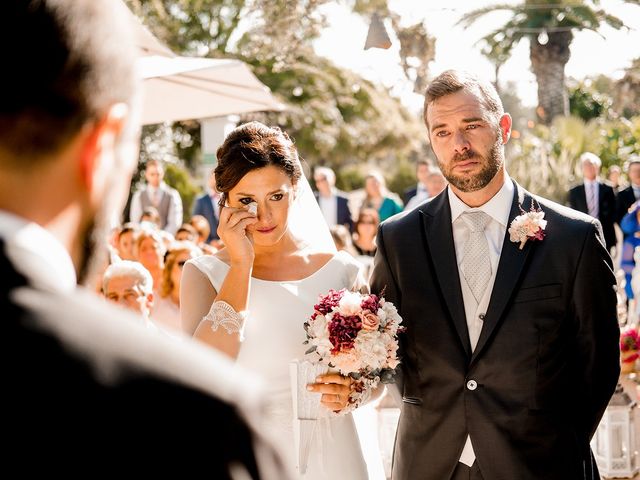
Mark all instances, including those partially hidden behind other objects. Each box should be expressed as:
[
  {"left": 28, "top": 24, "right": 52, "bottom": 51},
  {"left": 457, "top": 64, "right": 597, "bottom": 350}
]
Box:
[
  {"left": 153, "top": 242, "right": 202, "bottom": 335},
  {"left": 353, "top": 208, "right": 380, "bottom": 257},
  {"left": 116, "top": 223, "right": 137, "bottom": 261},
  {"left": 103, "top": 261, "right": 155, "bottom": 327},
  {"left": 175, "top": 223, "right": 198, "bottom": 243},
  {"left": 140, "top": 206, "right": 162, "bottom": 230},
  {"left": 330, "top": 224, "right": 358, "bottom": 257},
  {"left": 135, "top": 228, "right": 165, "bottom": 292},
  {"left": 190, "top": 215, "right": 218, "bottom": 254},
  {"left": 352, "top": 208, "right": 380, "bottom": 281}
]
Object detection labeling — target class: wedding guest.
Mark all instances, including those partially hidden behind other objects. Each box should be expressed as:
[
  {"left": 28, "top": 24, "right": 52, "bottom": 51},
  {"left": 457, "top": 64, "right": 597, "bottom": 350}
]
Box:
[
  {"left": 330, "top": 224, "right": 358, "bottom": 257},
  {"left": 1, "top": 1, "right": 288, "bottom": 477},
  {"left": 352, "top": 208, "right": 379, "bottom": 281},
  {"left": 568, "top": 152, "right": 617, "bottom": 253},
  {"left": 403, "top": 160, "right": 432, "bottom": 205},
  {"left": 314, "top": 166, "right": 354, "bottom": 231},
  {"left": 116, "top": 223, "right": 137, "bottom": 261},
  {"left": 371, "top": 69, "right": 619, "bottom": 480},
  {"left": 607, "top": 165, "right": 624, "bottom": 194},
  {"left": 616, "top": 156, "right": 640, "bottom": 227},
  {"left": 129, "top": 160, "right": 183, "bottom": 235},
  {"left": 353, "top": 208, "right": 379, "bottom": 258},
  {"left": 362, "top": 172, "right": 403, "bottom": 222},
  {"left": 140, "top": 206, "right": 162, "bottom": 229},
  {"left": 189, "top": 215, "right": 218, "bottom": 254},
  {"left": 620, "top": 201, "right": 640, "bottom": 302},
  {"left": 192, "top": 169, "right": 222, "bottom": 246},
  {"left": 153, "top": 242, "right": 202, "bottom": 335},
  {"left": 135, "top": 228, "right": 165, "bottom": 292},
  {"left": 103, "top": 260, "right": 155, "bottom": 325},
  {"left": 405, "top": 167, "right": 448, "bottom": 211},
  {"left": 175, "top": 223, "right": 198, "bottom": 243}
]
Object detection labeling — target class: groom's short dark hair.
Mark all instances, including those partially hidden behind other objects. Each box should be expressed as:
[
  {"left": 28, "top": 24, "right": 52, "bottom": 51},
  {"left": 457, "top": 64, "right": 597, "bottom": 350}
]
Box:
[
  {"left": 0, "top": 0, "right": 137, "bottom": 164},
  {"left": 423, "top": 70, "right": 504, "bottom": 127}
]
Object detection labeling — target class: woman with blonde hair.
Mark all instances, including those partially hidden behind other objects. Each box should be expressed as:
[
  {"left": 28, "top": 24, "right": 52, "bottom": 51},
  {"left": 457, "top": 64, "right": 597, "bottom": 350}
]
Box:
[
  {"left": 152, "top": 242, "right": 202, "bottom": 335},
  {"left": 361, "top": 171, "right": 403, "bottom": 222},
  {"left": 134, "top": 227, "right": 165, "bottom": 292}
]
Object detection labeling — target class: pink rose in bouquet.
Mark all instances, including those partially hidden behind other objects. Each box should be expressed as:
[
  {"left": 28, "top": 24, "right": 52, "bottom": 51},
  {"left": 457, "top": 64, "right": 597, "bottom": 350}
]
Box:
[{"left": 304, "top": 288, "right": 404, "bottom": 412}]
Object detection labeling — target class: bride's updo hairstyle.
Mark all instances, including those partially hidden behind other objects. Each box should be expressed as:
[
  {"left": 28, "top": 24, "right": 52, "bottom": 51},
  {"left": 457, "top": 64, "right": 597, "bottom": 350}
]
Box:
[{"left": 215, "top": 121, "right": 302, "bottom": 207}]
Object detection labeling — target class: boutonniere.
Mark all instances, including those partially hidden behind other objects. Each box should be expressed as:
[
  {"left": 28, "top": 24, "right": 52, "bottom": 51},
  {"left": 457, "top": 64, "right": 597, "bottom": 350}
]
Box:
[{"left": 508, "top": 199, "right": 547, "bottom": 250}]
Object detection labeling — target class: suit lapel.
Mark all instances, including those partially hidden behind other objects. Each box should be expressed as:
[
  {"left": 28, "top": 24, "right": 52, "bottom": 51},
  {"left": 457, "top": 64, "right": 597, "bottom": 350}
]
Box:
[
  {"left": 471, "top": 181, "right": 534, "bottom": 364},
  {"left": 419, "top": 191, "right": 472, "bottom": 358}
]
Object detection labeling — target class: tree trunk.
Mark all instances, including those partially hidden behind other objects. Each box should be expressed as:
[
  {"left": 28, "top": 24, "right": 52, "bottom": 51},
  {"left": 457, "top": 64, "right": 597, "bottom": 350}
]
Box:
[{"left": 529, "top": 31, "right": 572, "bottom": 125}]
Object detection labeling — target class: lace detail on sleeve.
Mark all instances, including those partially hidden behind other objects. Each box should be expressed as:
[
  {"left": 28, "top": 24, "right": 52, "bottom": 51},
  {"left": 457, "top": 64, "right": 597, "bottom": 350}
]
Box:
[{"left": 202, "top": 300, "right": 248, "bottom": 341}]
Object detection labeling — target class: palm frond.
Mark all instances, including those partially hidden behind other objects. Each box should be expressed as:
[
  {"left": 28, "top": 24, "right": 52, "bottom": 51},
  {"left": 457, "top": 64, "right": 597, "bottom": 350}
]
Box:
[{"left": 456, "top": 4, "right": 523, "bottom": 29}]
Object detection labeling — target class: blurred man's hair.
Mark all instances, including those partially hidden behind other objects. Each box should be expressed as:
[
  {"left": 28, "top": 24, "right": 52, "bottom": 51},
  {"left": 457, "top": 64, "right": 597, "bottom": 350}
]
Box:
[{"left": 0, "top": 0, "right": 138, "bottom": 164}]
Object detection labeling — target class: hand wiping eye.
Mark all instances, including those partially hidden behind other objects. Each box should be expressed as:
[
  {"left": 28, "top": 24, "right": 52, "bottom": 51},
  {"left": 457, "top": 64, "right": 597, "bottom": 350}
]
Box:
[{"left": 246, "top": 202, "right": 258, "bottom": 215}]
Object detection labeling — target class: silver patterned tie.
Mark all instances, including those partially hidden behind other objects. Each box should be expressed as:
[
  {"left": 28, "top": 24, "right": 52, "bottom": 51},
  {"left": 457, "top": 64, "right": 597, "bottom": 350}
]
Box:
[
  {"left": 587, "top": 183, "right": 598, "bottom": 218},
  {"left": 461, "top": 211, "right": 492, "bottom": 303}
]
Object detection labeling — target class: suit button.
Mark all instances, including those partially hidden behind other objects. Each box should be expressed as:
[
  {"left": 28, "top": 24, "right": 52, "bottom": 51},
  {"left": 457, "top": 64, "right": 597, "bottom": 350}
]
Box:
[
  {"left": 466, "top": 380, "right": 478, "bottom": 391},
  {"left": 478, "top": 313, "right": 485, "bottom": 320}
]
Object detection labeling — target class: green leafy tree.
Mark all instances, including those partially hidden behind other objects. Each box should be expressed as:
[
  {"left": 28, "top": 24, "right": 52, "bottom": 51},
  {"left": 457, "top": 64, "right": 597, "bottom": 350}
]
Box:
[
  {"left": 458, "top": 0, "right": 640, "bottom": 125},
  {"left": 126, "top": 0, "right": 427, "bottom": 178}
]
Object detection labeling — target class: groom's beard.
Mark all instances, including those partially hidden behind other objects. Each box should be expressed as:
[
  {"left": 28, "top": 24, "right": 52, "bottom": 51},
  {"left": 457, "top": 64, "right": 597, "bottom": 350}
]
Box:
[{"left": 438, "top": 135, "right": 503, "bottom": 193}]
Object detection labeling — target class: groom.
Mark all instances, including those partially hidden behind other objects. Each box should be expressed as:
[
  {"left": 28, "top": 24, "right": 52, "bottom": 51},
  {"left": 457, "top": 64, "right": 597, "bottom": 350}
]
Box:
[{"left": 371, "top": 70, "right": 620, "bottom": 480}]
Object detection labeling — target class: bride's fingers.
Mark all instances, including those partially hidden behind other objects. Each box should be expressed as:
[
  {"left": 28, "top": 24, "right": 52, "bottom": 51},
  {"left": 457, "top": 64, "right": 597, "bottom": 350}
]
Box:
[
  {"left": 227, "top": 214, "right": 258, "bottom": 231},
  {"left": 315, "top": 374, "right": 352, "bottom": 386},
  {"left": 307, "top": 382, "right": 350, "bottom": 396},
  {"left": 223, "top": 210, "right": 257, "bottom": 230},
  {"left": 321, "top": 394, "right": 348, "bottom": 411}
]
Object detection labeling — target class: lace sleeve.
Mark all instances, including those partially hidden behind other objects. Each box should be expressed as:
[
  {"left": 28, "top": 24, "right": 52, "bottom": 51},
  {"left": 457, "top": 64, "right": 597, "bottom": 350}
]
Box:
[{"left": 203, "top": 300, "right": 247, "bottom": 340}]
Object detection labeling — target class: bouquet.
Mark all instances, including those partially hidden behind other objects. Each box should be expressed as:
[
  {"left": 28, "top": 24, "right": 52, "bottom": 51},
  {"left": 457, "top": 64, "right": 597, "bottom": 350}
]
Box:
[{"left": 303, "top": 288, "right": 404, "bottom": 413}]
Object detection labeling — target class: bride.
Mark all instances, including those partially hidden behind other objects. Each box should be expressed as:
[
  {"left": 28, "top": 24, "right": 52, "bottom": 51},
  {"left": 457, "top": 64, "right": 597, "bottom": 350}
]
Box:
[{"left": 181, "top": 121, "right": 368, "bottom": 479}]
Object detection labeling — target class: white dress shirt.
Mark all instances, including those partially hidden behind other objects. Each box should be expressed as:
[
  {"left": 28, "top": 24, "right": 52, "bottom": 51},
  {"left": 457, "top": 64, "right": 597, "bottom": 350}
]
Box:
[
  {"left": 448, "top": 174, "right": 514, "bottom": 466},
  {"left": 318, "top": 191, "right": 338, "bottom": 227},
  {"left": 0, "top": 210, "right": 76, "bottom": 293},
  {"left": 584, "top": 179, "right": 599, "bottom": 218}
]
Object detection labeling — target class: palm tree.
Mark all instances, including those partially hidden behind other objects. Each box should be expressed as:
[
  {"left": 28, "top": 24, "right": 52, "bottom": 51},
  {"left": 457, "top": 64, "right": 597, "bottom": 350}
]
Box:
[{"left": 458, "top": 0, "right": 639, "bottom": 125}]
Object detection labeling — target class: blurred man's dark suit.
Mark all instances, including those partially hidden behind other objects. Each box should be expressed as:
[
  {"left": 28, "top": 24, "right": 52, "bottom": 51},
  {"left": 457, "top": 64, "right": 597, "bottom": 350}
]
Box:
[{"left": 2, "top": 237, "right": 289, "bottom": 478}]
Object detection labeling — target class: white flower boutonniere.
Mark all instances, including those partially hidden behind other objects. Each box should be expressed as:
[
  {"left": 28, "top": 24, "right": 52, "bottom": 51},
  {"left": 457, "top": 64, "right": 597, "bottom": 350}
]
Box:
[{"left": 508, "top": 199, "right": 547, "bottom": 250}]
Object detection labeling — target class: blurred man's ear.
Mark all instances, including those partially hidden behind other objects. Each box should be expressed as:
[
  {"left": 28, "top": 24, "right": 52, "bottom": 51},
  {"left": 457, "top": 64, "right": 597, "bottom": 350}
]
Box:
[
  {"left": 499, "top": 113, "right": 512, "bottom": 144},
  {"left": 78, "top": 103, "right": 129, "bottom": 194}
]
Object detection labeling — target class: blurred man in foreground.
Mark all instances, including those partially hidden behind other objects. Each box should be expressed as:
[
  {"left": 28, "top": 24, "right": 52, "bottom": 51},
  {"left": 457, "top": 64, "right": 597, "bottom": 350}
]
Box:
[{"left": 0, "top": 1, "right": 288, "bottom": 477}]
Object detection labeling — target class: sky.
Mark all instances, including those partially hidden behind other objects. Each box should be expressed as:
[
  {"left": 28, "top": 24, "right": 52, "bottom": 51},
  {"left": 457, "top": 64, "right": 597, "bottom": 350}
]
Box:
[{"left": 314, "top": 0, "right": 640, "bottom": 112}]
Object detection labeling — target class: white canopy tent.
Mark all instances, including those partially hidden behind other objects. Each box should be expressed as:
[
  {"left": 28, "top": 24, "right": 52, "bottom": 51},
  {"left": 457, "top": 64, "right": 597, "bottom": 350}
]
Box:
[
  {"left": 120, "top": 1, "right": 283, "bottom": 124},
  {"left": 138, "top": 55, "right": 284, "bottom": 125}
]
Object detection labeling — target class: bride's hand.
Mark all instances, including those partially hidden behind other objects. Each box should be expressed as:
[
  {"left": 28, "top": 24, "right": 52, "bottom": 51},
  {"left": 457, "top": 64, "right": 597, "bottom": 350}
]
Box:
[
  {"left": 217, "top": 204, "right": 258, "bottom": 266},
  {"left": 307, "top": 373, "right": 353, "bottom": 412}
]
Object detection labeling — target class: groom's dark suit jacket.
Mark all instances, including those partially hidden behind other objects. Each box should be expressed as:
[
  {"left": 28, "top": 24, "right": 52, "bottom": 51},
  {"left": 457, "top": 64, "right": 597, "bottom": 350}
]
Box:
[
  {"left": 1, "top": 240, "right": 288, "bottom": 478},
  {"left": 371, "top": 181, "right": 620, "bottom": 480}
]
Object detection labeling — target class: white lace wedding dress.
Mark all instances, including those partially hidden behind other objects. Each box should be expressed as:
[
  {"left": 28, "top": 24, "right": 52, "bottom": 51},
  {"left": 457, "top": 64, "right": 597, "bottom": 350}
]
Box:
[{"left": 190, "top": 251, "right": 368, "bottom": 479}]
